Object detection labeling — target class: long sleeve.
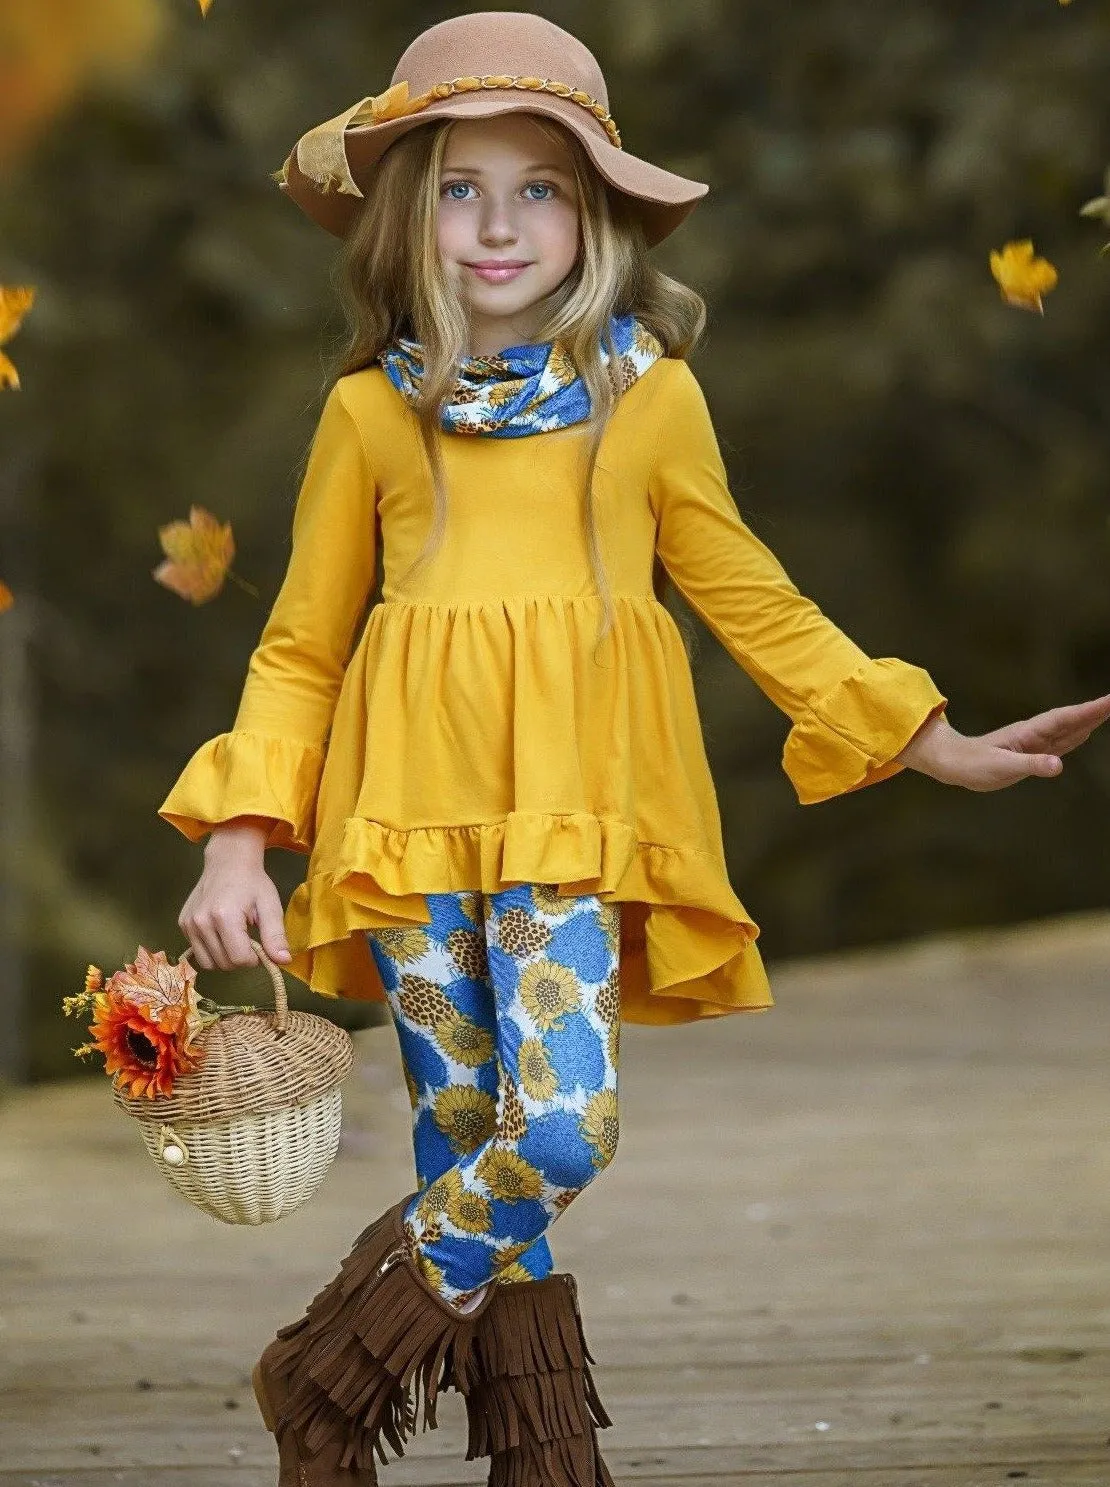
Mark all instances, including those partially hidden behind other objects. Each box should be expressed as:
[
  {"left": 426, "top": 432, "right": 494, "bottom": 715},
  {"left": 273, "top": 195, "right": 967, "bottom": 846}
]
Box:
[
  {"left": 649, "top": 359, "right": 947, "bottom": 804},
  {"left": 158, "top": 379, "right": 378, "bottom": 852}
]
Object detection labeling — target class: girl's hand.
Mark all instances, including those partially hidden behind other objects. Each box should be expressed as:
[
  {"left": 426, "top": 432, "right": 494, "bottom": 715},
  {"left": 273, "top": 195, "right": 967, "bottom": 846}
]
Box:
[
  {"left": 177, "top": 817, "right": 293, "bottom": 972},
  {"left": 896, "top": 693, "right": 1110, "bottom": 791}
]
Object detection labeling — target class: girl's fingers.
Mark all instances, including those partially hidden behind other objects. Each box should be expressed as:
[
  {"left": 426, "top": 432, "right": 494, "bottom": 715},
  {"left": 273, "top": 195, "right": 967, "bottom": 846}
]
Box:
[
  {"left": 1006, "top": 751, "right": 1062, "bottom": 782},
  {"left": 975, "top": 749, "right": 1062, "bottom": 790},
  {"left": 191, "top": 923, "right": 225, "bottom": 971},
  {"left": 1032, "top": 752, "right": 1063, "bottom": 777}
]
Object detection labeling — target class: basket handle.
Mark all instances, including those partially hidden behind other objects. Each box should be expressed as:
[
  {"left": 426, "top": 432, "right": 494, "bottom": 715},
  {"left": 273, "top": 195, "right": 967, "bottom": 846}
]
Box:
[{"left": 179, "top": 938, "right": 290, "bottom": 1035}]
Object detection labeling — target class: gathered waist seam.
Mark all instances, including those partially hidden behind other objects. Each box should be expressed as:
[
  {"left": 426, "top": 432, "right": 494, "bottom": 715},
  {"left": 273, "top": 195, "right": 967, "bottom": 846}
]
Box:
[{"left": 377, "top": 592, "right": 663, "bottom": 611}]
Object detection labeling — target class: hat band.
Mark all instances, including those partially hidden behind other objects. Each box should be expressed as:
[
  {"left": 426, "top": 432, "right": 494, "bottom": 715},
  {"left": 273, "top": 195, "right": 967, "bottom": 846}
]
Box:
[
  {"left": 275, "top": 76, "right": 621, "bottom": 204},
  {"left": 357, "top": 75, "right": 622, "bottom": 150}
]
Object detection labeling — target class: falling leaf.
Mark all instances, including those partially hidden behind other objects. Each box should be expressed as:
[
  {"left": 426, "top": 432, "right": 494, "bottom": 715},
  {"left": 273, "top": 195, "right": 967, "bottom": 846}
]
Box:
[
  {"left": 197, "top": 0, "right": 213, "bottom": 12},
  {"left": 0, "top": 580, "right": 13, "bottom": 612},
  {"left": 1079, "top": 166, "right": 1110, "bottom": 225},
  {"left": 0, "top": 285, "right": 35, "bottom": 389},
  {"left": 989, "top": 239, "right": 1058, "bottom": 314},
  {"left": 153, "top": 504, "right": 236, "bottom": 604}
]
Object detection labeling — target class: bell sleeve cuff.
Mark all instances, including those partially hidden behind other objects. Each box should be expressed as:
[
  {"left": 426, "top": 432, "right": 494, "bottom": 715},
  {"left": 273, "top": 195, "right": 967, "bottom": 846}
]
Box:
[
  {"left": 157, "top": 729, "right": 326, "bottom": 853},
  {"left": 781, "top": 657, "right": 948, "bottom": 805}
]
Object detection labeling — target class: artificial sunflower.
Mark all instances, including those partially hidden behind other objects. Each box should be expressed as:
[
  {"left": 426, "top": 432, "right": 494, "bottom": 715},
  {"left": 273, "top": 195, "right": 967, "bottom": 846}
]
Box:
[
  {"left": 86, "top": 991, "right": 201, "bottom": 1099},
  {"left": 518, "top": 959, "right": 580, "bottom": 1031},
  {"left": 64, "top": 946, "right": 214, "bottom": 1099}
]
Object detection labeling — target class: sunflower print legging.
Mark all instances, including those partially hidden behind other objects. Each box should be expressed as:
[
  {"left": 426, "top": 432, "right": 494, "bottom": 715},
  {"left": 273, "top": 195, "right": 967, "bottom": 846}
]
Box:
[{"left": 364, "top": 883, "right": 621, "bottom": 1306}]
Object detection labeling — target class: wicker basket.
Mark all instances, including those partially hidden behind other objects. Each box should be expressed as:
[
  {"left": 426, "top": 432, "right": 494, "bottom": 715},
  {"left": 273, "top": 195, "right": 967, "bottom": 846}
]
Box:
[{"left": 112, "top": 939, "right": 355, "bottom": 1225}]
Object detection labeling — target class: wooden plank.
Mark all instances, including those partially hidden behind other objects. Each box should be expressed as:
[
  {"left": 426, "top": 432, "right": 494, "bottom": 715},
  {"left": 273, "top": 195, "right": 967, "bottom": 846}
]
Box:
[
  {"left": 3, "top": 1367, "right": 1110, "bottom": 1470},
  {"left": 3, "top": 912, "right": 1110, "bottom": 1478},
  {"left": 2, "top": 1467, "right": 1110, "bottom": 1487}
]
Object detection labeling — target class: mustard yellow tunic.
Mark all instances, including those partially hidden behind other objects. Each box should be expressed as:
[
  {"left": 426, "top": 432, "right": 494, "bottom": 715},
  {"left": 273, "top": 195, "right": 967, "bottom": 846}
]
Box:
[{"left": 158, "top": 356, "right": 946, "bottom": 1025}]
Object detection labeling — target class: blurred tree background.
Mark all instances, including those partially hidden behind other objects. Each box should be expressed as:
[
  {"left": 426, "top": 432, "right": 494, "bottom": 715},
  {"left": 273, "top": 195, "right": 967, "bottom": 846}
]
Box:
[{"left": 2, "top": 0, "right": 1109, "bottom": 1080}]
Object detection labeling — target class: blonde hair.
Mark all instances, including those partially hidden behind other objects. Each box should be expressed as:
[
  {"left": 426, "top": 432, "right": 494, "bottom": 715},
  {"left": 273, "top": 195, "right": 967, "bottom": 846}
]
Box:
[{"left": 323, "top": 113, "right": 706, "bottom": 661}]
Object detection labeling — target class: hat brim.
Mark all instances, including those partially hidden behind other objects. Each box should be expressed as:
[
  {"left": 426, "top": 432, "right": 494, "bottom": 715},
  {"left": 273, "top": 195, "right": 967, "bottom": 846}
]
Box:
[{"left": 282, "top": 94, "right": 708, "bottom": 248}]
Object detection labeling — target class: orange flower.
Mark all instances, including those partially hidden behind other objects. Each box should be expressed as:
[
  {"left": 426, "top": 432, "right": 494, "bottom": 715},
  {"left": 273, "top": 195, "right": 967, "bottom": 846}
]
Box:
[
  {"left": 153, "top": 504, "right": 235, "bottom": 604},
  {"left": 88, "top": 989, "right": 201, "bottom": 1099},
  {"left": 70, "top": 946, "right": 213, "bottom": 1098},
  {"left": 989, "top": 239, "right": 1059, "bottom": 314}
]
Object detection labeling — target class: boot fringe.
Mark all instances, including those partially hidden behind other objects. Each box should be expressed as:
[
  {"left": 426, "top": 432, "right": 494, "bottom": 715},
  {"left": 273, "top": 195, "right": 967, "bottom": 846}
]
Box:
[
  {"left": 264, "top": 1196, "right": 487, "bottom": 1472},
  {"left": 465, "top": 1368, "right": 593, "bottom": 1455},
  {"left": 486, "top": 1433, "right": 616, "bottom": 1487},
  {"left": 464, "top": 1274, "right": 615, "bottom": 1487},
  {"left": 459, "top": 1273, "right": 588, "bottom": 1385}
]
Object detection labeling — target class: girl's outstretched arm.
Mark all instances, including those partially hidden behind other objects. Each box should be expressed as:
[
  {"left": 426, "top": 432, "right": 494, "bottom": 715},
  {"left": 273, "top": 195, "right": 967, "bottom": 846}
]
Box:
[
  {"left": 648, "top": 359, "right": 948, "bottom": 805},
  {"left": 896, "top": 693, "right": 1110, "bottom": 790}
]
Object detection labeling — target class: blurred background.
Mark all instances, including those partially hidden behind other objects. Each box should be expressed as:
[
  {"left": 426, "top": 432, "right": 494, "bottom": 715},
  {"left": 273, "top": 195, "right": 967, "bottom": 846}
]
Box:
[{"left": 2, "top": 0, "right": 1109, "bottom": 1082}]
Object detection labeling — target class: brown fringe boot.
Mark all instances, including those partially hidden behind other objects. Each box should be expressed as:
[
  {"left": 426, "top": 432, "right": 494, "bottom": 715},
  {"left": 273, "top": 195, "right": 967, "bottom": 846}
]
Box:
[
  {"left": 251, "top": 1193, "right": 496, "bottom": 1483},
  {"left": 459, "top": 1271, "right": 617, "bottom": 1487}
]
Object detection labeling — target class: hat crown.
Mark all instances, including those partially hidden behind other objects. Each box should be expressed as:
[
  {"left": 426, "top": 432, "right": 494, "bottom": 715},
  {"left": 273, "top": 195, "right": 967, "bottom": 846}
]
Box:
[{"left": 390, "top": 11, "right": 610, "bottom": 110}]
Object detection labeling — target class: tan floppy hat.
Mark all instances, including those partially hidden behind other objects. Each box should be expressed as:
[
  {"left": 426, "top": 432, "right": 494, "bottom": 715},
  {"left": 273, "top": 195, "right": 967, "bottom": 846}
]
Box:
[{"left": 272, "top": 11, "right": 710, "bottom": 248}]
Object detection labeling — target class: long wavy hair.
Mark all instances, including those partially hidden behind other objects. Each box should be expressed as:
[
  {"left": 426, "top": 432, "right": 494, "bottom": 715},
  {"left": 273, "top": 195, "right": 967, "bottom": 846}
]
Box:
[{"left": 322, "top": 113, "right": 706, "bottom": 661}]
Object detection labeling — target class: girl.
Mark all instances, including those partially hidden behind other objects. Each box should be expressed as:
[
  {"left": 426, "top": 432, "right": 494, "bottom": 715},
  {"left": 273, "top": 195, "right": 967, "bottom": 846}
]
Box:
[{"left": 159, "top": 12, "right": 1110, "bottom": 1485}]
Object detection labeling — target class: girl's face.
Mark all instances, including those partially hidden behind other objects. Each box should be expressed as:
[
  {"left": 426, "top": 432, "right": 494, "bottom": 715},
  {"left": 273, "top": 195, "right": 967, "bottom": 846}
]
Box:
[{"left": 437, "top": 114, "right": 581, "bottom": 356}]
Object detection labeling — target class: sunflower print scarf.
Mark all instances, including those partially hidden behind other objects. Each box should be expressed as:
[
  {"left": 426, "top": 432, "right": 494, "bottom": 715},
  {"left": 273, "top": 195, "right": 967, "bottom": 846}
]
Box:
[{"left": 378, "top": 311, "right": 664, "bottom": 437}]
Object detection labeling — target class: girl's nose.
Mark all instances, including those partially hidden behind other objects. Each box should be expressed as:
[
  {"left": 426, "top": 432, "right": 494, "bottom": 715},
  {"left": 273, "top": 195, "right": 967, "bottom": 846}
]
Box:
[{"left": 478, "top": 197, "right": 520, "bottom": 246}]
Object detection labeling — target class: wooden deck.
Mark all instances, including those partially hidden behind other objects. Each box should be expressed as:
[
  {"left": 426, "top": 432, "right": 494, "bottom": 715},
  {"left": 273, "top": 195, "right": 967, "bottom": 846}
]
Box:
[{"left": 3, "top": 911, "right": 1110, "bottom": 1485}]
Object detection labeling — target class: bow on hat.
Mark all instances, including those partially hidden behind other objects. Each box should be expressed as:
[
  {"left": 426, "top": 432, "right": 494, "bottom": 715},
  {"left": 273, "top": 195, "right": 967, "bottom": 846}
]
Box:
[{"left": 272, "top": 81, "right": 431, "bottom": 199}]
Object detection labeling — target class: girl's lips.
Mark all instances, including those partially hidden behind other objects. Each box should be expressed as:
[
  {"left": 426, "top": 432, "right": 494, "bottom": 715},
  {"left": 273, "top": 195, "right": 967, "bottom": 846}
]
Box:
[{"left": 466, "top": 263, "right": 531, "bottom": 284}]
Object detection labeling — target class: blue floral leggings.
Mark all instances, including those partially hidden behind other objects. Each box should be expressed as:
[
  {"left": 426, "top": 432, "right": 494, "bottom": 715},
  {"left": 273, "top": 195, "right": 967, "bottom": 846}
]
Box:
[{"left": 364, "top": 884, "right": 621, "bottom": 1306}]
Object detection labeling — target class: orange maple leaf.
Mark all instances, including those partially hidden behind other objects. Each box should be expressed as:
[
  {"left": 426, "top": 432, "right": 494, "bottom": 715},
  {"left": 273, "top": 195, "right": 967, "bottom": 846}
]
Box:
[
  {"left": 153, "top": 504, "right": 236, "bottom": 604},
  {"left": 0, "top": 581, "right": 13, "bottom": 612},
  {"left": 989, "top": 239, "right": 1058, "bottom": 314},
  {"left": 0, "top": 286, "right": 36, "bottom": 390}
]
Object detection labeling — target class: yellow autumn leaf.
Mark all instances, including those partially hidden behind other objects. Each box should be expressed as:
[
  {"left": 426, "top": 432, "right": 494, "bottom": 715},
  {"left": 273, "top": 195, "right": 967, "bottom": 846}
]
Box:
[
  {"left": 989, "top": 239, "right": 1058, "bottom": 315},
  {"left": 0, "top": 580, "right": 13, "bottom": 612},
  {"left": 197, "top": 0, "right": 213, "bottom": 12},
  {"left": 153, "top": 505, "right": 235, "bottom": 604},
  {"left": 0, "top": 285, "right": 35, "bottom": 390}
]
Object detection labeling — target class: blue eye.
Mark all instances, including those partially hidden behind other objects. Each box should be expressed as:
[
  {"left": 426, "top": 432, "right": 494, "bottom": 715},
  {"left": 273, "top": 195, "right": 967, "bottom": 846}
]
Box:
[
  {"left": 443, "top": 181, "right": 474, "bottom": 200},
  {"left": 525, "top": 182, "right": 556, "bottom": 200}
]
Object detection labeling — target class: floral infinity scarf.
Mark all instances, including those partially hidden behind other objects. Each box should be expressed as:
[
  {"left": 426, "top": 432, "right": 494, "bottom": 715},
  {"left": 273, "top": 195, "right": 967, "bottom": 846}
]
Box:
[{"left": 378, "top": 311, "right": 665, "bottom": 437}]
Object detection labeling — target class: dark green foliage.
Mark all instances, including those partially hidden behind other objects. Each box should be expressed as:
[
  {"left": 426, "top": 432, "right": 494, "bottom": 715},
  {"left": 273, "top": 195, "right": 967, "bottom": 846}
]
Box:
[{"left": 3, "top": 0, "right": 1109, "bottom": 1078}]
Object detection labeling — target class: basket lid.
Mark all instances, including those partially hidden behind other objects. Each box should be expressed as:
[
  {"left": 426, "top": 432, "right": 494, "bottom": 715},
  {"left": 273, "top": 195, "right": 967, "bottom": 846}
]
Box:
[{"left": 112, "top": 941, "right": 355, "bottom": 1124}]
